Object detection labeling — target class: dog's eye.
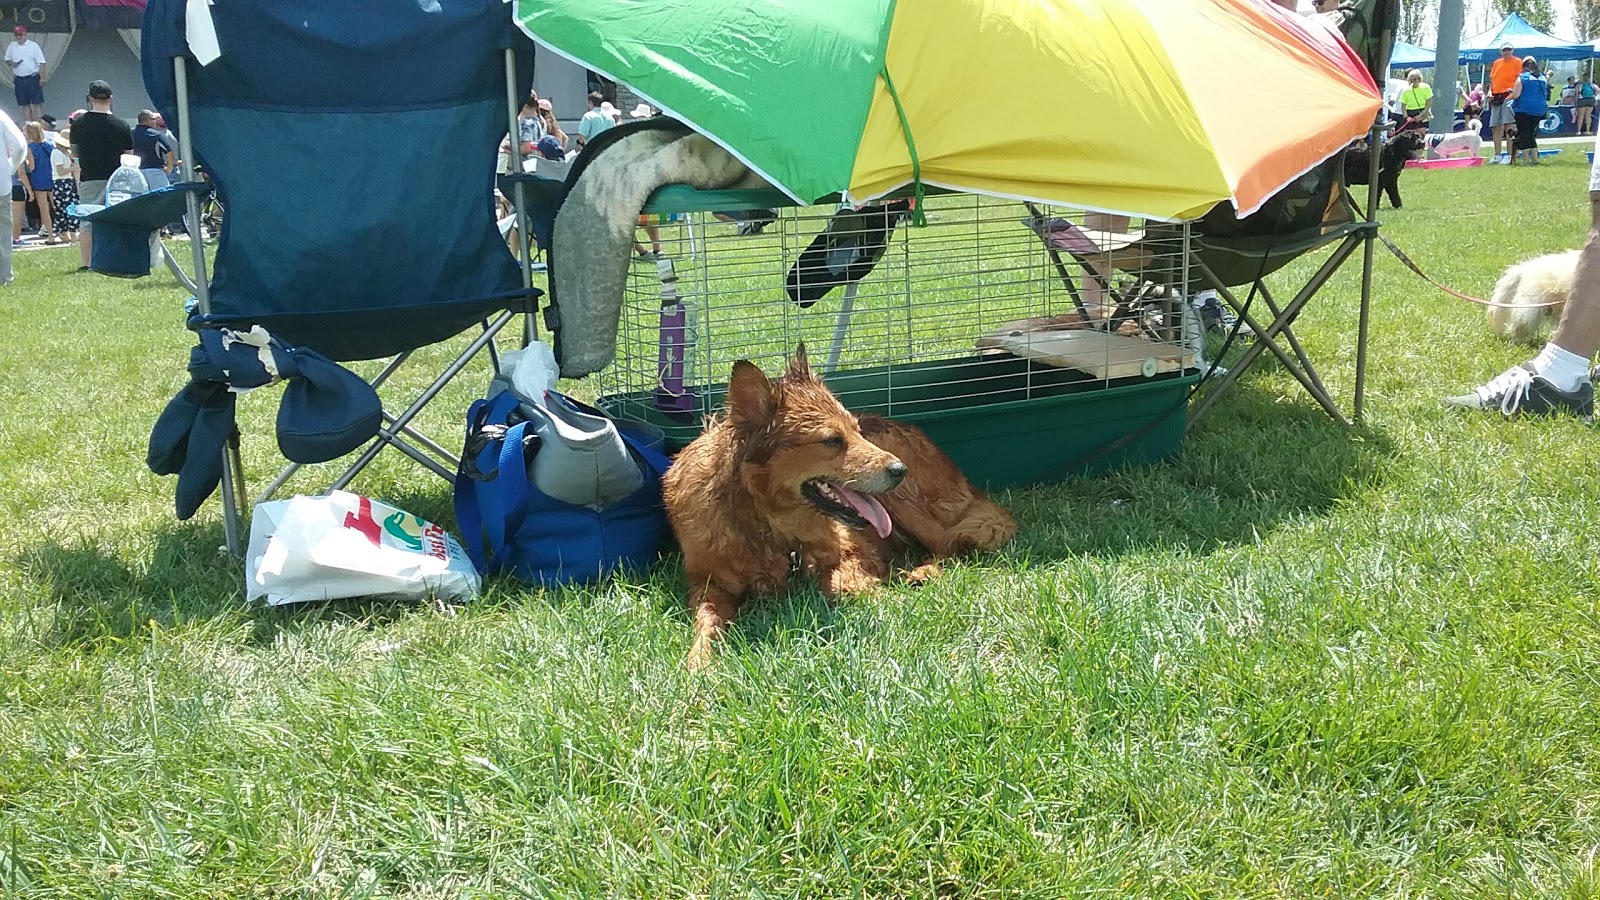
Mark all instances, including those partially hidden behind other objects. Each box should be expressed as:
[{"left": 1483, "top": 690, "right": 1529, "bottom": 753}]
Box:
[{"left": 820, "top": 435, "right": 845, "bottom": 450}]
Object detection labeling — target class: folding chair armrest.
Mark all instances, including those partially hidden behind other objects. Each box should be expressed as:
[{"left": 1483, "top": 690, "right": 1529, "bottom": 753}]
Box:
[
  {"left": 79, "top": 181, "right": 210, "bottom": 229},
  {"left": 80, "top": 183, "right": 212, "bottom": 279}
]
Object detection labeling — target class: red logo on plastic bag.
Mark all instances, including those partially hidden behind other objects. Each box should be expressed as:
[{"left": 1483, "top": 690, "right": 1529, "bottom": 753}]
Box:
[{"left": 343, "top": 496, "right": 383, "bottom": 546}]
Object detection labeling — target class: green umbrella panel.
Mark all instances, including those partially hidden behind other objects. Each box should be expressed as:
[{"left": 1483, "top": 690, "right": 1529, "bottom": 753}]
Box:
[{"left": 514, "top": 0, "right": 897, "bottom": 204}]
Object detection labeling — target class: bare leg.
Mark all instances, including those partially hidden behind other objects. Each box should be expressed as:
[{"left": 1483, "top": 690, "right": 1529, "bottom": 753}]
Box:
[
  {"left": 32, "top": 191, "right": 49, "bottom": 237},
  {"left": 1447, "top": 193, "right": 1600, "bottom": 414},
  {"left": 1492, "top": 123, "right": 1506, "bottom": 157},
  {"left": 1550, "top": 193, "right": 1600, "bottom": 360}
]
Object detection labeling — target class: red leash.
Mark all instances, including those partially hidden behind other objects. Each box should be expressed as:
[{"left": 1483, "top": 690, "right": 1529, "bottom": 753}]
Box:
[{"left": 1379, "top": 232, "right": 1567, "bottom": 309}]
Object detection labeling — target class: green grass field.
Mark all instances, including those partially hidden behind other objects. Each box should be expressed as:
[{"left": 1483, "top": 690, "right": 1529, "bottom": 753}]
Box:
[{"left": 3, "top": 153, "right": 1600, "bottom": 898}]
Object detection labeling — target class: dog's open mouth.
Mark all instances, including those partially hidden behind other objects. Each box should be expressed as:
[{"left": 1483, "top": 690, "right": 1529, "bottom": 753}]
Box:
[{"left": 801, "top": 479, "right": 892, "bottom": 538}]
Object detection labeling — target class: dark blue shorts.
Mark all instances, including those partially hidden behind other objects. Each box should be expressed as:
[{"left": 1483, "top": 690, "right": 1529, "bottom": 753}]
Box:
[{"left": 13, "top": 74, "right": 41, "bottom": 106}]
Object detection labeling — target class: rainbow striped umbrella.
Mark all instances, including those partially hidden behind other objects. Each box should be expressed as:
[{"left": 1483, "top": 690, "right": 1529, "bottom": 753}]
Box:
[{"left": 514, "top": 0, "right": 1380, "bottom": 221}]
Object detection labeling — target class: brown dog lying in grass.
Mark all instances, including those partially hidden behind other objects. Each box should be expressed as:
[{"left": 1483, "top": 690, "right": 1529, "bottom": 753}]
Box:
[{"left": 663, "top": 344, "right": 1016, "bottom": 669}]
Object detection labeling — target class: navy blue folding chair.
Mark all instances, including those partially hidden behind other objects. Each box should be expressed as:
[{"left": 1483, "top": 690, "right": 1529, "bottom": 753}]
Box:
[{"left": 125, "top": 0, "right": 543, "bottom": 555}]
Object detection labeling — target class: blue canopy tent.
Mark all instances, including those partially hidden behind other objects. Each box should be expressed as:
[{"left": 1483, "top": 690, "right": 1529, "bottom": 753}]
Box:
[
  {"left": 1389, "top": 41, "right": 1437, "bottom": 69},
  {"left": 1458, "top": 12, "right": 1593, "bottom": 64}
]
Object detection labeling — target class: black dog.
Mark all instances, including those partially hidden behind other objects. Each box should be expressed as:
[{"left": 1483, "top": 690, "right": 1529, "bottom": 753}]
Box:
[{"left": 1343, "top": 128, "right": 1425, "bottom": 209}]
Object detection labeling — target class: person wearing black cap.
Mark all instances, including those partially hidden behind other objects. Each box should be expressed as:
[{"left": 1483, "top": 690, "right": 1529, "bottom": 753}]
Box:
[
  {"left": 5, "top": 25, "right": 46, "bottom": 123},
  {"left": 69, "top": 81, "right": 132, "bottom": 271}
]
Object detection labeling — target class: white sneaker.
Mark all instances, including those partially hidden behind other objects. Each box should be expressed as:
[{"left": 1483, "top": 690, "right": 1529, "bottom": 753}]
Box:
[{"left": 1445, "top": 363, "right": 1594, "bottom": 419}]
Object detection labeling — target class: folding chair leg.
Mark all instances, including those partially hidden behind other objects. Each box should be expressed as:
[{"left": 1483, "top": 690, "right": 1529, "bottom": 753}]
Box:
[
  {"left": 1187, "top": 239, "right": 1362, "bottom": 428},
  {"left": 218, "top": 434, "right": 244, "bottom": 558},
  {"left": 1255, "top": 281, "right": 1335, "bottom": 405},
  {"left": 1220, "top": 296, "right": 1348, "bottom": 426},
  {"left": 381, "top": 413, "right": 461, "bottom": 469},
  {"left": 329, "top": 310, "right": 517, "bottom": 492},
  {"left": 159, "top": 242, "right": 200, "bottom": 295},
  {"left": 384, "top": 434, "right": 458, "bottom": 482},
  {"left": 483, "top": 318, "right": 502, "bottom": 375}
]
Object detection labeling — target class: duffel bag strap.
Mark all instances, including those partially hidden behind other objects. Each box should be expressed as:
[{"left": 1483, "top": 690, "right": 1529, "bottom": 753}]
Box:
[
  {"left": 453, "top": 398, "right": 495, "bottom": 571},
  {"left": 488, "top": 420, "right": 536, "bottom": 562},
  {"left": 454, "top": 393, "right": 537, "bottom": 573},
  {"left": 453, "top": 419, "right": 535, "bottom": 574},
  {"left": 618, "top": 429, "right": 672, "bottom": 479}
]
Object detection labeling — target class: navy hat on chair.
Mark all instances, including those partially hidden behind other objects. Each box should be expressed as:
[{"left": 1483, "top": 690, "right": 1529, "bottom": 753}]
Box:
[
  {"left": 148, "top": 327, "right": 382, "bottom": 518},
  {"left": 536, "top": 135, "right": 565, "bottom": 160}
]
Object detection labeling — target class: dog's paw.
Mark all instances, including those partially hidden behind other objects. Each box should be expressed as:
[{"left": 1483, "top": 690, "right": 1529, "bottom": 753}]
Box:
[
  {"left": 822, "top": 565, "right": 887, "bottom": 597},
  {"left": 901, "top": 561, "right": 943, "bottom": 585}
]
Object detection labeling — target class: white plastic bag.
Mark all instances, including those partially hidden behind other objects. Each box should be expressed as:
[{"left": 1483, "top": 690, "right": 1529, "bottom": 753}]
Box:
[
  {"left": 492, "top": 340, "right": 559, "bottom": 406},
  {"left": 246, "top": 491, "right": 480, "bottom": 606}
]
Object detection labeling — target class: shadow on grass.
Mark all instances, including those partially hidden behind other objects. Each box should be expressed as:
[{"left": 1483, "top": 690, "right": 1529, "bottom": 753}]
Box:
[
  {"left": 12, "top": 520, "right": 447, "bottom": 652},
  {"left": 11, "top": 377, "right": 1391, "bottom": 656},
  {"left": 1004, "top": 377, "right": 1394, "bottom": 559}
]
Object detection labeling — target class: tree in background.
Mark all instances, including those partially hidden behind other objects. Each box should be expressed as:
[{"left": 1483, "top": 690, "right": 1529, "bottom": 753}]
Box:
[
  {"left": 1397, "top": 0, "right": 1432, "bottom": 44},
  {"left": 1496, "top": 0, "right": 1555, "bottom": 33},
  {"left": 1577, "top": 0, "right": 1600, "bottom": 40}
]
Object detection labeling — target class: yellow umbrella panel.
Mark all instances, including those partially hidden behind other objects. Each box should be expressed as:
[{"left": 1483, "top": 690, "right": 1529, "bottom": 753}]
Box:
[{"left": 850, "top": 0, "right": 1382, "bottom": 221}]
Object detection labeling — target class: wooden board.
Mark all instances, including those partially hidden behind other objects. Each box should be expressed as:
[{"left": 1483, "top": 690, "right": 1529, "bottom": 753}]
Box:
[{"left": 979, "top": 330, "right": 1193, "bottom": 380}]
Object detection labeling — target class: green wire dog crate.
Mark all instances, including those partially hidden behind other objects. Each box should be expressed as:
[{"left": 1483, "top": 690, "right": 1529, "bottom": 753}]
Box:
[{"left": 598, "top": 186, "right": 1202, "bottom": 489}]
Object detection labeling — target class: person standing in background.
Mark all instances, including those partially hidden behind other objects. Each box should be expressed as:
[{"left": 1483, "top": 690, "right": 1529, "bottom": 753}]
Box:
[
  {"left": 1461, "top": 82, "right": 1485, "bottom": 121},
  {"left": 132, "top": 110, "right": 176, "bottom": 191},
  {"left": 1509, "top": 58, "right": 1549, "bottom": 166},
  {"left": 5, "top": 26, "right": 45, "bottom": 123},
  {"left": 1488, "top": 43, "right": 1522, "bottom": 164},
  {"left": 20, "top": 120, "right": 53, "bottom": 242},
  {"left": 48, "top": 123, "right": 77, "bottom": 244},
  {"left": 70, "top": 81, "right": 133, "bottom": 271},
  {"left": 1399, "top": 69, "right": 1433, "bottom": 123},
  {"left": 0, "top": 108, "right": 26, "bottom": 284},
  {"left": 576, "top": 91, "right": 613, "bottom": 149}
]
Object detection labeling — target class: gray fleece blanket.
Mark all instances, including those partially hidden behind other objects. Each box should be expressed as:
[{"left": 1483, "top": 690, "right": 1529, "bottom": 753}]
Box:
[{"left": 550, "top": 124, "right": 770, "bottom": 378}]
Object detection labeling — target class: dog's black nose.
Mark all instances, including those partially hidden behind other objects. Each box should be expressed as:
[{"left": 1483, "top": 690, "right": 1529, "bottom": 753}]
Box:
[{"left": 886, "top": 460, "right": 907, "bottom": 483}]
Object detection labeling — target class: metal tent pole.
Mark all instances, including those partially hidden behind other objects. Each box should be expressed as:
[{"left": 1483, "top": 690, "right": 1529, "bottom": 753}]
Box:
[{"left": 1431, "top": 0, "right": 1466, "bottom": 134}]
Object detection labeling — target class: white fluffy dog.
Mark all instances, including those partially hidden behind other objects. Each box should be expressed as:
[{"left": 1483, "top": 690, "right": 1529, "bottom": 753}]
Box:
[
  {"left": 1427, "top": 119, "right": 1483, "bottom": 159},
  {"left": 1486, "top": 250, "right": 1577, "bottom": 341}
]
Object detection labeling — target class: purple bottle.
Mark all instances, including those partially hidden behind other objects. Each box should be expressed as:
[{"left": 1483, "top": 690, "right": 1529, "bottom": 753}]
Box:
[{"left": 652, "top": 256, "right": 698, "bottom": 420}]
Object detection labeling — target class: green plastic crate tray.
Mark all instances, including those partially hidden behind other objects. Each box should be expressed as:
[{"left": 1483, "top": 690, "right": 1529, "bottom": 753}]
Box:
[{"left": 599, "top": 355, "right": 1197, "bottom": 489}]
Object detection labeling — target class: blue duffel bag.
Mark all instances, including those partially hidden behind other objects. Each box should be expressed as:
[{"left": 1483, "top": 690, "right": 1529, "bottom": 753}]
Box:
[{"left": 454, "top": 390, "right": 670, "bottom": 587}]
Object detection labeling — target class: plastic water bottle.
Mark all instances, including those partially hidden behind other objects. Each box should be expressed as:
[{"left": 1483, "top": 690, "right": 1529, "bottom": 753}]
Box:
[{"left": 105, "top": 153, "right": 148, "bottom": 206}]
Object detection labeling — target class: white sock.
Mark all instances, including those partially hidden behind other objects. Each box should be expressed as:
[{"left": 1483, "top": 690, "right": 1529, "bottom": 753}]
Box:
[{"left": 1530, "top": 343, "right": 1592, "bottom": 392}]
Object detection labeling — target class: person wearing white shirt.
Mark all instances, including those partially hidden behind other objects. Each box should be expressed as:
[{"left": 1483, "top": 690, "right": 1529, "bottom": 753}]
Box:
[
  {"left": 48, "top": 126, "right": 76, "bottom": 242},
  {"left": 5, "top": 26, "right": 46, "bottom": 123},
  {"left": 0, "top": 108, "right": 26, "bottom": 284}
]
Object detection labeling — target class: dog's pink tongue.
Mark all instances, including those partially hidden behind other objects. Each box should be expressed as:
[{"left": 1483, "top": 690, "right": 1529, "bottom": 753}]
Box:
[{"left": 834, "top": 483, "right": 892, "bottom": 538}]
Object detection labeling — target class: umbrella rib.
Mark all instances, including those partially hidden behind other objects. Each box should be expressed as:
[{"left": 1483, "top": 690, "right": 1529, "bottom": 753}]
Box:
[{"left": 876, "top": 66, "right": 926, "bottom": 225}]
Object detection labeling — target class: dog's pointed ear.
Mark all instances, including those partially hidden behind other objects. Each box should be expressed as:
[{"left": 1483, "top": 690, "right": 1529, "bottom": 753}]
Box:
[
  {"left": 787, "top": 342, "right": 814, "bottom": 382},
  {"left": 727, "top": 360, "right": 776, "bottom": 429}
]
